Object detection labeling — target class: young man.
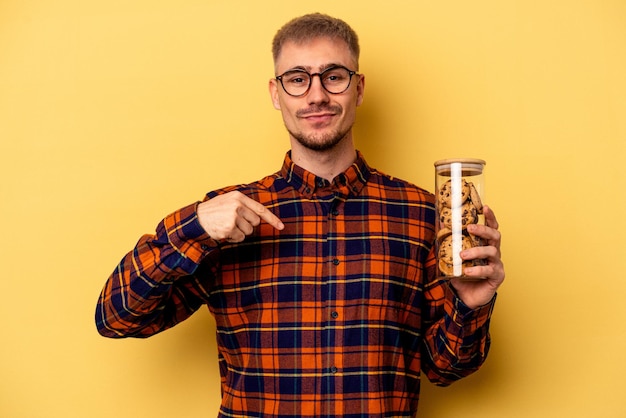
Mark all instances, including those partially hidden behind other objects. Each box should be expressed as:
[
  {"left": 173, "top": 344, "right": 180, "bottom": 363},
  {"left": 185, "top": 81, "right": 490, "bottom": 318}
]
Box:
[{"left": 96, "top": 13, "right": 505, "bottom": 417}]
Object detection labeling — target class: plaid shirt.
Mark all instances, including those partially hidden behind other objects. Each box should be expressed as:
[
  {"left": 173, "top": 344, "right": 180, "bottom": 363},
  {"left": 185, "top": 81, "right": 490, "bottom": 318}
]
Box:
[{"left": 96, "top": 151, "right": 494, "bottom": 417}]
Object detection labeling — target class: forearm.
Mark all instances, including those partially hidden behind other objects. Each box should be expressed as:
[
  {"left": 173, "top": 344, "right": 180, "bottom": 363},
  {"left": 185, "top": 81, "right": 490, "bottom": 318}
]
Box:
[
  {"left": 422, "top": 283, "right": 495, "bottom": 386},
  {"left": 95, "top": 202, "right": 218, "bottom": 338}
]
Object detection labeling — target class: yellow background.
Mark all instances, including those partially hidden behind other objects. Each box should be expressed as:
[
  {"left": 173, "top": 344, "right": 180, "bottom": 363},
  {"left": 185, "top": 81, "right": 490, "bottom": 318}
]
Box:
[{"left": 1, "top": 1, "right": 625, "bottom": 417}]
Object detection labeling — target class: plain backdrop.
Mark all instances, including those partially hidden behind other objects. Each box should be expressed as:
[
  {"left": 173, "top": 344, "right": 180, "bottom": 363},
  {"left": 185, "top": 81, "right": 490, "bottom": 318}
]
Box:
[{"left": 1, "top": 1, "right": 625, "bottom": 417}]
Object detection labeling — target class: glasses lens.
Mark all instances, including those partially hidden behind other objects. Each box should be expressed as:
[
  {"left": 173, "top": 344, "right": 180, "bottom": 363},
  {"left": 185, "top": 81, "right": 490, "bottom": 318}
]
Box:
[
  {"left": 280, "top": 71, "right": 311, "bottom": 96},
  {"left": 320, "top": 67, "right": 351, "bottom": 94}
]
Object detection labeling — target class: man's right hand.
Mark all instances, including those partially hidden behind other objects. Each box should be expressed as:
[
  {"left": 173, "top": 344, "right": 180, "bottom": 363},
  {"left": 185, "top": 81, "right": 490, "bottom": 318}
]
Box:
[{"left": 197, "top": 191, "right": 284, "bottom": 243}]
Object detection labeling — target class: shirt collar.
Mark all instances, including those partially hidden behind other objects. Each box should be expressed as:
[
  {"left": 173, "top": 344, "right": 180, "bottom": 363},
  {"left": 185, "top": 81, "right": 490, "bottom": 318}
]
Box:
[{"left": 280, "top": 150, "right": 371, "bottom": 198}]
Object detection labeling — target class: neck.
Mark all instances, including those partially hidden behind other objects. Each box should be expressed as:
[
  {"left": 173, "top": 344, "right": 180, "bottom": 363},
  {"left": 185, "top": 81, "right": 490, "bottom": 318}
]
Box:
[{"left": 289, "top": 136, "right": 357, "bottom": 182}]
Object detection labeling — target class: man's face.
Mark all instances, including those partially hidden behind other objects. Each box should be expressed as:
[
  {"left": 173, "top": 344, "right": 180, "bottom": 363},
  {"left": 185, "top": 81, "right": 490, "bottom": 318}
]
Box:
[{"left": 269, "top": 37, "right": 365, "bottom": 152}]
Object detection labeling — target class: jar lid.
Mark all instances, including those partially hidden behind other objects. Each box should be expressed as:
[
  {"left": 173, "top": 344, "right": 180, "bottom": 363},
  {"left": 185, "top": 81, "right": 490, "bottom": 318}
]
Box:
[
  {"left": 434, "top": 158, "right": 486, "bottom": 167},
  {"left": 434, "top": 158, "right": 486, "bottom": 176}
]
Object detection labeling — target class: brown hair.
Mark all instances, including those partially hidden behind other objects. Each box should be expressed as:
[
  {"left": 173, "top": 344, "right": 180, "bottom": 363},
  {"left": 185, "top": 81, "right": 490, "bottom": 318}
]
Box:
[{"left": 272, "top": 13, "right": 360, "bottom": 68}]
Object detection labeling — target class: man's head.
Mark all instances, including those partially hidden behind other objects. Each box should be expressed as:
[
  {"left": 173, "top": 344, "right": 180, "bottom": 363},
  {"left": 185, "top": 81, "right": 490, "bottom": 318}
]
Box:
[
  {"left": 269, "top": 14, "right": 364, "bottom": 154},
  {"left": 272, "top": 13, "right": 360, "bottom": 71}
]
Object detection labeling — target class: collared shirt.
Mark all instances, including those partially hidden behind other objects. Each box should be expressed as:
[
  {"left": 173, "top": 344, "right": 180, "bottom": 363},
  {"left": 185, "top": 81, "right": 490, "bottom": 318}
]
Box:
[{"left": 96, "top": 151, "right": 495, "bottom": 417}]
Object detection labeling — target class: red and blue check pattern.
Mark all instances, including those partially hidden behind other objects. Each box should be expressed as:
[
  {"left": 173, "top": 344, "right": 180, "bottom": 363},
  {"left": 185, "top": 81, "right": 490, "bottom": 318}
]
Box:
[{"left": 96, "top": 151, "right": 494, "bottom": 417}]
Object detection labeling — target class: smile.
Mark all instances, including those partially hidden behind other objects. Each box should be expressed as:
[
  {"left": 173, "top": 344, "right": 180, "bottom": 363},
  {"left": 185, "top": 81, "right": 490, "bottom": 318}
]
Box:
[
  {"left": 296, "top": 104, "right": 342, "bottom": 120},
  {"left": 303, "top": 113, "right": 335, "bottom": 122}
]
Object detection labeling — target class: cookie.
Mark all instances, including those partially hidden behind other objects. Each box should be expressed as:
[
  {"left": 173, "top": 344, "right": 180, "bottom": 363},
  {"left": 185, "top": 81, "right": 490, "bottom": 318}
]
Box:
[
  {"left": 438, "top": 202, "right": 479, "bottom": 230},
  {"left": 468, "top": 231, "right": 484, "bottom": 248},
  {"left": 438, "top": 256, "right": 475, "bottom": 277},
  {"left": 437, "top": 233, "right": 474, "bottom": 277},
  {"left": 437, "top": 233, "right": 473, "bottom": 266},
  {"left": 437, "top": 179, "right": 470, "bottom": 209},
  {"left": 438, "top": 258, "right": 455, "bottom": 276},
  {"left": 468, "top": 181, "right": 483, "bottom": 213},
  {"left": 437, "top": 227, "right": 452, "bottom": 241}
]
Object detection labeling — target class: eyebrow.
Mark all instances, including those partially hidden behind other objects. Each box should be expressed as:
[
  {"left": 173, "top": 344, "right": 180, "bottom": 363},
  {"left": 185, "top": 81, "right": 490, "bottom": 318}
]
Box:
[{"left": 284, "top": 63, "right": 345, "bottom": 73}]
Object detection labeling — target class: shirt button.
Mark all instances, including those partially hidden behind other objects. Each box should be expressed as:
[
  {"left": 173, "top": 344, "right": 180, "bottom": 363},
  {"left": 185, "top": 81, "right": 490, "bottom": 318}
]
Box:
[
  {"left": 331, "top": 209, "right": 339, "bottom": 216},
  {"left": 330, "top": 366, "right": 338, "bottom": 374},
  {"left": 201, "top": 244, "right": 210, "bottom": 251},
  {"left": 331, "top": 311, "right": 339, "bottom": 319},
  {"left": 332, "top": 258, "right": 340, "bottom": 266}
]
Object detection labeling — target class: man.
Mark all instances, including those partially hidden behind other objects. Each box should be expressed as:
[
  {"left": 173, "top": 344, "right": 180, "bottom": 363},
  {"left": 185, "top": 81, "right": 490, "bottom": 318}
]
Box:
[{"left": 96, "top": 13, "right": 505, "bottom": 417}]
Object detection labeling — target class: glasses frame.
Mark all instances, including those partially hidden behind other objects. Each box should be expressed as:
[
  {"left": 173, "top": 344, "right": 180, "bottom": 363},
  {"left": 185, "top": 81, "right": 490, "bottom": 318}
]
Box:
[{"left": 275, "top": 65, "right": 358, "bottom": 97}]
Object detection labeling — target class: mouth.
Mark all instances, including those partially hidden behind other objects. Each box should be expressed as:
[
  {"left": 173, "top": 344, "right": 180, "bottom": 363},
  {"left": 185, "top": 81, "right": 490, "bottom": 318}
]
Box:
[
  {"left": 297, "top": 106, "right": 341, "bottom": 125},
  {"left": 302, "top": 113, "right": 335, "bottom": 123}
]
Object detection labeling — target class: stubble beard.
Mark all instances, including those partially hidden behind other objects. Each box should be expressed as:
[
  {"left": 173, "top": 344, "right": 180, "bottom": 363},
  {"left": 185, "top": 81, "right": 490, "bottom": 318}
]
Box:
[
  {"left": 288, "top": 104, "right": 352, "bottom": 152},
  {"left": 288, "top": 128, "right": 349, "bottom": 152}
]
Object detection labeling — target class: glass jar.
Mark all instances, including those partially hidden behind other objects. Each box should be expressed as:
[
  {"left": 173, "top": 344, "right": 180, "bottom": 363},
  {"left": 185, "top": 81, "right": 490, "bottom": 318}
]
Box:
[{"left": 434, "top": 158, "right": 486, "bottom": 279}]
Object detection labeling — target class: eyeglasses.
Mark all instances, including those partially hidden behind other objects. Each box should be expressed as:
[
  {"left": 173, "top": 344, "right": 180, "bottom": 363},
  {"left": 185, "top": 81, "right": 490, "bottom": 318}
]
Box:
[{"left": 275, "top": 65, "right": 358, "bottom": 97}]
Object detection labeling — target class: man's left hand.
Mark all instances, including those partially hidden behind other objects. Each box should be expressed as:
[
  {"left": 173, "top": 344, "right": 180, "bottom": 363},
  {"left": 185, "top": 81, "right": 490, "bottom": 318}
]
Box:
[{"left": 451, "top": 205, "right": 505, "bottom": 309}]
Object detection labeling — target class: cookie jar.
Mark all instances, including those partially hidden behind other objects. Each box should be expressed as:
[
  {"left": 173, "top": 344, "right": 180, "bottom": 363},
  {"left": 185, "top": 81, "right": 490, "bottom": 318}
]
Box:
[{"left": 434, "top": 158, "right": 486, "bottom": 279}]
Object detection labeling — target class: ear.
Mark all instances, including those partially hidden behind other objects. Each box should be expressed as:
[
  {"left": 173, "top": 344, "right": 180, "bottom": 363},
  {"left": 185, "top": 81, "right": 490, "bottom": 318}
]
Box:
[
  {"left": 269, "top": 78, "right": 281, "bottom": 110},
  {"left": 356, "top": 74, "right": 365, "bottom": 107}
]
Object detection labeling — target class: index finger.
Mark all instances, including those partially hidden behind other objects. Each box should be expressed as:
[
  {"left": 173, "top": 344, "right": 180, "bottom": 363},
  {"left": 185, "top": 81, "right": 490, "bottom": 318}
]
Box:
[
  {"left": 242, "top": 196, "right": 284, "bottom": 231},
  {"left": 483, "top": 205, "right": 499, "bottom": 230}
]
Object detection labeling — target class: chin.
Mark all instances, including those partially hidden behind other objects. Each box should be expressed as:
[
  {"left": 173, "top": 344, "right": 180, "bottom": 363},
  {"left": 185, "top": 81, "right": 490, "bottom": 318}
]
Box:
[{"left": 291, "top": 129, "right": 347, "bottom": 152}]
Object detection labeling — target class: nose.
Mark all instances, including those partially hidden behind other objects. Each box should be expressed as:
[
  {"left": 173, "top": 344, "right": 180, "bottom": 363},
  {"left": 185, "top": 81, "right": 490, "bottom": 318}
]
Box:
[{"left": 306, "top": 74, "right": 330, "bottom": 104}]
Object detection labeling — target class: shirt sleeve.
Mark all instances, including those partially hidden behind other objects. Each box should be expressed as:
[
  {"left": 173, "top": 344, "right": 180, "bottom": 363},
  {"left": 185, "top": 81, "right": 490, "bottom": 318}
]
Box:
[
  {"left": 95, "top": 202, "right": 219, "bottom": 338},
  {"left": 420, "top": 247, "right": 496, "bottom": 386}
]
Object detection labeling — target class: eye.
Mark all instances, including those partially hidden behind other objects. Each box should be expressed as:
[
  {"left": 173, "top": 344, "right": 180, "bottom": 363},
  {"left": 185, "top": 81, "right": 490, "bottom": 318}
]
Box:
[
  {"left": 284, "top": 71, "right": 309, "bottom": 85},
  {"left": 323, "top": 69, "right": 348, "bottom": 84}
]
